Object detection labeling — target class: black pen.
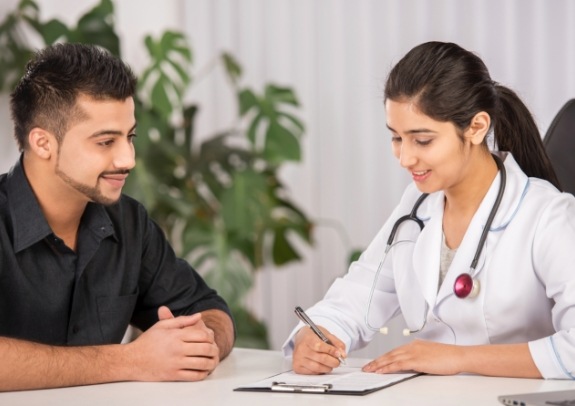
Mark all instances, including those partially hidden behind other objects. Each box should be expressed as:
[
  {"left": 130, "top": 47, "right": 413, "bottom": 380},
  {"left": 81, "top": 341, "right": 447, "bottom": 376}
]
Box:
[{"left": 294, "top": 306, "right": 346, "bottom": 365}]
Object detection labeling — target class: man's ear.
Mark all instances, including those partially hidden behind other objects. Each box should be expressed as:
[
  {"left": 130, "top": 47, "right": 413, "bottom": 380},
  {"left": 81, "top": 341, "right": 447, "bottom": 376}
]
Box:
[
  {"left": 464, "top": 111, "right": 491, "bottom": 145},
  {"left": 28, "top": 128, "right": 56, "bottom": 159}
]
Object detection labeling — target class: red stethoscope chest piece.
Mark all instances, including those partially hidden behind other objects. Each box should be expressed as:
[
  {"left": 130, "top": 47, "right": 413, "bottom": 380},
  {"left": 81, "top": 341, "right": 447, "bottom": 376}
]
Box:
[{"left": 453, "top": 273, "right": 480, "bottom": 298}]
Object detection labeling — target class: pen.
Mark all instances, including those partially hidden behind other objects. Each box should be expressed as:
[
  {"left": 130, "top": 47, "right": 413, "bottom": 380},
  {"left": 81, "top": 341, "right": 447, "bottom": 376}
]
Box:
[{"left": 294, "top": 306, "right": 346, "bottom": 365}]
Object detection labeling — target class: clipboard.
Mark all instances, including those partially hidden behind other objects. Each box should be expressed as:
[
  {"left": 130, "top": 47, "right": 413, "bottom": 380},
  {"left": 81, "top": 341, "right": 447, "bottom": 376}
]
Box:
[{"left": 234, "top": 367, "right": 421, "bottom": 396}]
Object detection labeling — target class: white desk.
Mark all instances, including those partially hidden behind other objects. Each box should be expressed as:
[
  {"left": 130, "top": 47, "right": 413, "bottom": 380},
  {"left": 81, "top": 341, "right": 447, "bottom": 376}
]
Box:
[{"left": 1, "top": 348, "right": 575, "bottom": 405}]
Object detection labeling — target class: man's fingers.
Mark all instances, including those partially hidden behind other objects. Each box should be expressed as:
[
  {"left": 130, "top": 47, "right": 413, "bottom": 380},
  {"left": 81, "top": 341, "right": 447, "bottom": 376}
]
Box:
[
  {"left": 158, "top": 306, "right": 175, "bottom": 320},
  {"left": 180, "top": 328, "right": 216, "bottom": 345},
  {"left": 157, "top": 312, "right": 202, "bottom": 329}
]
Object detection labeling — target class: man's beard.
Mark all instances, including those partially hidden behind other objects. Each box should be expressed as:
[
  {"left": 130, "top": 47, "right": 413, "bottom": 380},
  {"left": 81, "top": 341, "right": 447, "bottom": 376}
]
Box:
[{"left": 55, "top": 163, "right": 127, "bottom": 206}]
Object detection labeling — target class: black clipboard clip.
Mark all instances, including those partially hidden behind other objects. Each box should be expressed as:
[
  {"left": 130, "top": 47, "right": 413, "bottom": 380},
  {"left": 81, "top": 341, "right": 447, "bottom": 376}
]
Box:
[{"left": 271, "top": 381, "right": 333, "bottom": 393}]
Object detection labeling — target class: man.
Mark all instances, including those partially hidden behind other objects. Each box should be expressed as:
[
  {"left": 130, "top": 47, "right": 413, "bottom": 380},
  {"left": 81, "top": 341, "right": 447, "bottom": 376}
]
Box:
[{"left": 0, "top": 43, "right": 235, "bottom": 391}]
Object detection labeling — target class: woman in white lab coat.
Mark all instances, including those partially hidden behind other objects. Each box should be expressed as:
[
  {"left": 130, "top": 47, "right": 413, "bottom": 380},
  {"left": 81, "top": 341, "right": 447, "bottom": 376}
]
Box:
[{"left": 284, "top": 41, "right": 575, "bottom": 379}]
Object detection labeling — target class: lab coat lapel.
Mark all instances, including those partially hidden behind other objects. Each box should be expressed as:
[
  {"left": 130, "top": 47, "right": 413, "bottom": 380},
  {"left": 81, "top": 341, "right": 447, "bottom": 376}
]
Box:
[
  {"left": 435, "top": 175, "right": 501, "bottom": 304},
  {"left": 412, "top": 193, "right": 444, "bottom": 307},
  {"left": 436, "top": 153, "right": 525, "bottom": 305},
  {"left": 403, "top": 153, "right": 528, "bottom": 318}
]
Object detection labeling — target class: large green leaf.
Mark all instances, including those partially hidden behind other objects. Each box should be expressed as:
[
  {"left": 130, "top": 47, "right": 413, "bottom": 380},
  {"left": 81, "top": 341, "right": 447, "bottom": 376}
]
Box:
[
  {"left": 0, "top": 3, "right": 42, "bottom": 90},
  {"left": 139, "top": 31, "right": 192, "bottom": 117},
  {"left": 239, "top": 88, "right": 259, "bottom": 116},
  {"left": 70, "top": 0, "right": 120, "bottom": 56},
  {"left": 238, "top": 83, "right": 304, "bottom": 163},
  {"left": 18, "top": 0, "right": 39, "bottom": 15},
  {"left": 264, "top": 84, "right": 300, "bottom": 106},
  {"left": 36, "top": 19, "right": 69, "bottom": 44},
  {"left": 278, "top": 111, "right": 305, "bottom": 134},
  {"left": 272, "top": 226, "right": 302, "bottom": 265},
  {"left": 246, "top": 112, "right": 264, "bottom": 146},
  {"left": 263, "top": 120, "right": 301, "bottom": 163},
  {"left": 150, "top": 75, "right": 173, "bottom": 118},
  {"left": 274, "top": 197, "right": 314, "bottom": 244},
  {"left": 221, "top": 169, "right": 271, "bottom": 234}
]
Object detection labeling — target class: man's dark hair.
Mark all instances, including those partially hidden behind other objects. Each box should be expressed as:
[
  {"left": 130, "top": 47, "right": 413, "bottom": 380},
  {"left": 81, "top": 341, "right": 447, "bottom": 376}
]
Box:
[{"left": 10, "top": 42, "right": 137, "bottom": 151}]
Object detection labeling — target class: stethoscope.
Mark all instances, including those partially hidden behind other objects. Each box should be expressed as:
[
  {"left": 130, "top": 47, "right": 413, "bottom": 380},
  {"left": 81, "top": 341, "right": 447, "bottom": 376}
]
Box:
[{"left": 365, "top": 154, "right": 506, "bottom": 335}]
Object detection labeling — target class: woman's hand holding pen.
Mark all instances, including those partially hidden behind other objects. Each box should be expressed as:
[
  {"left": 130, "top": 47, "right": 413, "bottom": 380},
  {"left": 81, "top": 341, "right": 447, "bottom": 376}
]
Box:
[{"left": 293, "top": 326, "right": 347, "bottom": 375}]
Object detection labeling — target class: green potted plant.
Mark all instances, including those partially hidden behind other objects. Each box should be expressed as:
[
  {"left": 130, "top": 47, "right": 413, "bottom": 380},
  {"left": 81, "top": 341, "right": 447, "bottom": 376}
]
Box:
[{"left": 0, "top": 0, "right": 314, "bottom": 348}]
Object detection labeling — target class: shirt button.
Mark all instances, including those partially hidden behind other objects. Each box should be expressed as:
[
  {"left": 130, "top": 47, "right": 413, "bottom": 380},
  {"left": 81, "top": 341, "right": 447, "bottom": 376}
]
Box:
[{"left": 72, "top": 325, "right": 80, "bottom": 334}]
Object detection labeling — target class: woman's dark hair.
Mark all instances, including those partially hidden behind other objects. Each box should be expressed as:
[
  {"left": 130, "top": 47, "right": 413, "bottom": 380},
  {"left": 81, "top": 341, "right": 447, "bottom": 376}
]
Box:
[
  {"left": 384, "top": 41, "right": 561, "bottom": 190},
  {"left": 10, "top": 42, "right": 137, "bottom": 151}
]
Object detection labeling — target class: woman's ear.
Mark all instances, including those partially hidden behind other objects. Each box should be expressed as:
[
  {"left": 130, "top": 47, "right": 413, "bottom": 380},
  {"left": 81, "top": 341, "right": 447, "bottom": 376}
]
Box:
[
  {"left": 465, "top": 111, "right": 491, "bottom": 145},
  {"left": 28, "top": 128, "right": 55, "bottom": 159}
]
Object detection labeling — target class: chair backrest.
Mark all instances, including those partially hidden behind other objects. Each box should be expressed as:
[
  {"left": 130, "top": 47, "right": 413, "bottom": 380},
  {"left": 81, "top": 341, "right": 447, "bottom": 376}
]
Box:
[{"left": 544, "top": 99, "right": 575, "bottom": 195}]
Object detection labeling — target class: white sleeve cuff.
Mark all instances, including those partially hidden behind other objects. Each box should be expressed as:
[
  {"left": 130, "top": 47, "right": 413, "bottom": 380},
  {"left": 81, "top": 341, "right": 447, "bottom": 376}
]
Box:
[{"left": 529, "top": 337, "right": 574, "bottom": 379}]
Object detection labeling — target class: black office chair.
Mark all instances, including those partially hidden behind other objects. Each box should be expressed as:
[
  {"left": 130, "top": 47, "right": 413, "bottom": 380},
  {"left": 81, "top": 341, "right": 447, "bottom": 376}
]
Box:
[{"left": 544, "top": 99, "right": 575, "bottom": 195}]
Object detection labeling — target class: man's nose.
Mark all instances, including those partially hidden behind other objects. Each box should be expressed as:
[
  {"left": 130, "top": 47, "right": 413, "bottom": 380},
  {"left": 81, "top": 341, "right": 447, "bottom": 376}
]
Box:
[{"left": 114, "top": 139, "right": 136, "bottom": 170}]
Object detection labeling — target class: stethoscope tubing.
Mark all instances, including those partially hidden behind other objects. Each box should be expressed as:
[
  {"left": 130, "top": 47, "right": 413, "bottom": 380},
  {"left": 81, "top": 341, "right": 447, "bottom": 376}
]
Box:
[
  {"left": 365, "top": 154, "right": 506, "bottom": 334},
  {"left": 469, "top": 155, "right": 506, "bottom": 271},
  {"left": 386, "top": 193, "right": 429, "bottom": 247}
]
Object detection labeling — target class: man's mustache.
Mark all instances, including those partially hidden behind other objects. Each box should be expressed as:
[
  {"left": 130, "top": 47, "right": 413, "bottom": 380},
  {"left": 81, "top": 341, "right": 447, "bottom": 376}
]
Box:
[{"left": 100, "top": 169, "right": 131, "bottom": 176}]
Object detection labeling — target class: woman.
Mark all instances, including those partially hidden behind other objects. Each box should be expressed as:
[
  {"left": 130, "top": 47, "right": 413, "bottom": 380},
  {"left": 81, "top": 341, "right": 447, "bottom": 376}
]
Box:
[{"left": 283, "top": 41, "right": 575, "bottom": 379}]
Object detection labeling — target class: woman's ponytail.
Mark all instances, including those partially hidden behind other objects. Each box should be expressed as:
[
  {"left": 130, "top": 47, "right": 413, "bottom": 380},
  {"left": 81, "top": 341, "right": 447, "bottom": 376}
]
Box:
[{"left": 494, "top": 85, "right": 561, "bottom": 189}]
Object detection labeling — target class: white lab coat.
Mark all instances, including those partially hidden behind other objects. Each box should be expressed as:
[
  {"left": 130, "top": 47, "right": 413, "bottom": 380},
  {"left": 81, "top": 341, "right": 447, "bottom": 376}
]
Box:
[{"left": 283, "top": 153, "right": 575, "bottom": 379}]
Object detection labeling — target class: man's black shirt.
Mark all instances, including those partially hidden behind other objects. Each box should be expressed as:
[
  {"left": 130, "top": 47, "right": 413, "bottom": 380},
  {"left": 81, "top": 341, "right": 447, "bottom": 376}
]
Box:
[{"left": 0, "top": 158, "right": 232, "bottom": 346}]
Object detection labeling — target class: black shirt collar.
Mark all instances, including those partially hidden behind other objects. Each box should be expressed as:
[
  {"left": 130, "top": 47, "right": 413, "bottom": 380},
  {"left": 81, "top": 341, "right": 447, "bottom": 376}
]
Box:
[{"left": 7, "top": 157, "right": 116, "bottom": 253}]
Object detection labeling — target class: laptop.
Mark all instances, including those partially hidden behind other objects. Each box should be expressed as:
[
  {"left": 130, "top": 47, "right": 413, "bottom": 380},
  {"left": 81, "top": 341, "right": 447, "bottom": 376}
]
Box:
[{"left": 499, "top": 389, "right": 575, "bottom": 405}]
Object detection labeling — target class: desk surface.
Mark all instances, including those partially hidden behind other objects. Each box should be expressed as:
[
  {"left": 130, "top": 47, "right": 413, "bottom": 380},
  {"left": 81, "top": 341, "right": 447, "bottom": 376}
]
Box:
[{"left": 2, "top": 348, "right": 575, "bottom": 405}]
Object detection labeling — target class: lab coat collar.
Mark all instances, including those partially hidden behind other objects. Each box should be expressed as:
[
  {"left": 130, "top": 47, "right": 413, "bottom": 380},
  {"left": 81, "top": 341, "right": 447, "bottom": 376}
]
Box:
[{"left": 412, "top": 152, "right": 530, "bottom": 307}]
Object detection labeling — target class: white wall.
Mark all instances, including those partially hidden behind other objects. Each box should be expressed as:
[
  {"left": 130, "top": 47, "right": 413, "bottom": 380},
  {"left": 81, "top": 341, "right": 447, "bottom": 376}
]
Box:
[{"left": 1, "top": 0, "right": 574, "bottom": 358}]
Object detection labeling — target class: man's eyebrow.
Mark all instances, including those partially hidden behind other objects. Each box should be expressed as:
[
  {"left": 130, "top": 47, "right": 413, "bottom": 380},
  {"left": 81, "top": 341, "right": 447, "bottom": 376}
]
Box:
[
  {"left": 89, "top": 122, "right": 137, "bottom": 138},
  {"left": 386, "top": 124, "right": 436, "bottom": 134}
]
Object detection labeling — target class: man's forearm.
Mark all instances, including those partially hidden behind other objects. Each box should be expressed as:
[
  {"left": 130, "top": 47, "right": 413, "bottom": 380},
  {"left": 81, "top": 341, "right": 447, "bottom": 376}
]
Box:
[
  {"left": 0, "top": 337, "right": 129, "bottom": 392},
  {"left": 201, "top": 309, "right": 235, "bottom": 359},
  {"left": 0, "top": 311, "right": 234, "bottom": 391}
]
